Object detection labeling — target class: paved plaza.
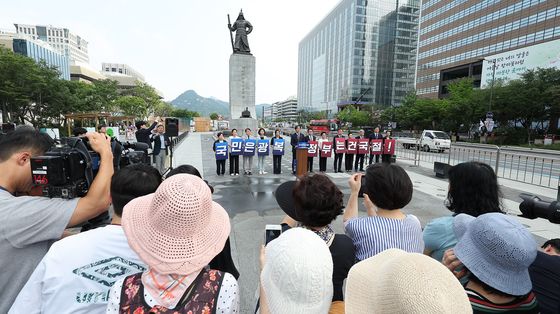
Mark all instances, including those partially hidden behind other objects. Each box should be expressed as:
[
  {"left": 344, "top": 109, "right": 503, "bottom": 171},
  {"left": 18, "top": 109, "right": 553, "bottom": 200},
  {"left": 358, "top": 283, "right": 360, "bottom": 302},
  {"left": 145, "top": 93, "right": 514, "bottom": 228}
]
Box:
[{"left": 173, "top": 132, "right": 559, "bottom": 313}]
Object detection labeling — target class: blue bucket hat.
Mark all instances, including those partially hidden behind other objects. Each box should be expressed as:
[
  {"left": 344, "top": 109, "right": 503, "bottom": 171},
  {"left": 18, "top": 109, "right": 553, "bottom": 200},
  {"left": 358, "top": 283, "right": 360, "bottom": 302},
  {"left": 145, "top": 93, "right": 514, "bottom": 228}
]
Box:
[{"left": 453, "top": 213, "right": 537, "bottom": 296}]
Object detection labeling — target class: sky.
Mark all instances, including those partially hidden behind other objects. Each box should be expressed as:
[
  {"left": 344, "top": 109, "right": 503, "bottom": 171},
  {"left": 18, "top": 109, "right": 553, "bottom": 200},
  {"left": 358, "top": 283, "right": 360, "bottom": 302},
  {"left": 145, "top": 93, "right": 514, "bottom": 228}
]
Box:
[{"left": 0, "top": 0, "right": 341, "bottom": 104}]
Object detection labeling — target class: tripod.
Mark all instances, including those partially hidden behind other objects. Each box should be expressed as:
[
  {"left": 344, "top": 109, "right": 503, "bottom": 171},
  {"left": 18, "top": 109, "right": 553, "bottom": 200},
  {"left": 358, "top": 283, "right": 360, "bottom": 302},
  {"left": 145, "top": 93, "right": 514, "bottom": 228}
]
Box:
[{"left": 163, "top": 137, "right": 175, "bottom": 177}]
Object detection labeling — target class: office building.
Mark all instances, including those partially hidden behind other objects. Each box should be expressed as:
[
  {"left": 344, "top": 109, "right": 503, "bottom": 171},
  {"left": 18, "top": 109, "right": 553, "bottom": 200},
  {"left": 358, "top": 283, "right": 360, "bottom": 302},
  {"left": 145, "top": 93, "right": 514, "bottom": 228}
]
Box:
[
  {"left": 101, "top": 63, "right": 145, "bottom": 82},
  {"left": 0, "top": 33, "right": 70, "bottom": 80},
  {"left": 298, "top": 0, "right": 420, "bottom": 112},
  {"left": 70, "top": 63, "right": 106, "bottom": 83},
  {"left": 416, "top": 0, "right": 560, "bottom": 98},
  {"left": 14, "top": 23, "right": 89, "bottom": 64},
  {"left": 272, "top": 97, "right": 298, "bottom": 121}
]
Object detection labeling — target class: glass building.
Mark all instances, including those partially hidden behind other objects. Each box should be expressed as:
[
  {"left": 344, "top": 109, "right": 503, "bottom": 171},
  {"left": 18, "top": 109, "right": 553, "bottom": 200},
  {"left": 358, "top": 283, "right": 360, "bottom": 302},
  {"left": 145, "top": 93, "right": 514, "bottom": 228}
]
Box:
[
  {"left": 416, "top": 0, "right": 560, "bottom": 98},
  {"left": 298, "top": 0, "right": 420, "bottom": 113},
  {"left": 12, "top": 38, "right": 70, "bottom": 80}
]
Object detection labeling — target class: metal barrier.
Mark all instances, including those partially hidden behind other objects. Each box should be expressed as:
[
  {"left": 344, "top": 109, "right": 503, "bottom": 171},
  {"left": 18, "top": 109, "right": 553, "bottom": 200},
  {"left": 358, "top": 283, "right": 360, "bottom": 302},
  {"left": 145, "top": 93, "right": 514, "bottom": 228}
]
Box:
[{"left": 395, "top": 140, "right": 560, "bottom": 189}]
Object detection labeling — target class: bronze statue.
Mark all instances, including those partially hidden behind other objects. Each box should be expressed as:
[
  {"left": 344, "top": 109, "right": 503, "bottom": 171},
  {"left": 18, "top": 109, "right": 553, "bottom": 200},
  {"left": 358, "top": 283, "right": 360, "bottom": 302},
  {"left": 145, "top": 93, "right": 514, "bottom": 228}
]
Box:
[
  {"left": 228, "top": 10, "right": 253, "bottom": 54},
  {"left": 241, "top": 107, "right": 251, "bottom": 118}
]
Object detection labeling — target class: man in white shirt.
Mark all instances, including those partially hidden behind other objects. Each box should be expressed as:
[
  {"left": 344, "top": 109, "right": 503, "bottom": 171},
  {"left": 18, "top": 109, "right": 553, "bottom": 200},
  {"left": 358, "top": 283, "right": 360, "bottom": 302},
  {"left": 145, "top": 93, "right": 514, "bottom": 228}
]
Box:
[{"left": 9, "top": 164, "right": 162, "bottom": 314}]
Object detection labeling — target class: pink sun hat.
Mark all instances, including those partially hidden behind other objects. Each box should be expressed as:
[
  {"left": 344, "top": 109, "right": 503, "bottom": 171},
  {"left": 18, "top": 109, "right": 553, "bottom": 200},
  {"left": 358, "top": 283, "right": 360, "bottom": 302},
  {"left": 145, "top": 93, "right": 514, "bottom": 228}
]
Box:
[{"left": 122, "top": 174, "right": 231, "bottom": 275}]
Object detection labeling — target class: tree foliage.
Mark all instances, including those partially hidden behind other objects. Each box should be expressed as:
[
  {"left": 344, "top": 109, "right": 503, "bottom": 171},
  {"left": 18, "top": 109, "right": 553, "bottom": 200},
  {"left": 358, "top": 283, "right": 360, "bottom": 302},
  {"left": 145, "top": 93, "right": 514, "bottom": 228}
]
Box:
[{"left": 0, "top": 48, "right": 201, "bottom": 127}]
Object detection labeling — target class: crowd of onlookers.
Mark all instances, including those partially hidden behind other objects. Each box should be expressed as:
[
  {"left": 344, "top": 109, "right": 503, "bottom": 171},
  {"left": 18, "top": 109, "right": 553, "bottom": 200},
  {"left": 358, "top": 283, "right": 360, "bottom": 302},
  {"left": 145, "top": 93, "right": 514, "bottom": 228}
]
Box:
[{"left": 0, "top": 127, "right": 559, "bottom": 313}]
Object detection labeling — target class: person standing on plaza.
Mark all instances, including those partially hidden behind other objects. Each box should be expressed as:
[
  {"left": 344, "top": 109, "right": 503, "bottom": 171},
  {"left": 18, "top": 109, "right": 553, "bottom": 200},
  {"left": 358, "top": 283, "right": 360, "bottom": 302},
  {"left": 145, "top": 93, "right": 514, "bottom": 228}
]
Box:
[
  {"left": 270, "top": 129, "right": 284, "bottom": 174},
  {"left": 150, "top": 124, "right": 171, "bottom": 174},
  {"left": 9, "top": 164, "right": 162, "bottom": 314},
  {"left": 381, "top": 130, "right": 393, "bottom": 164},
  {"left": 318, "top": 131, "right": 330, "bottom": 173},
  {"left": 345, "top": 132, "right": 355, "bottom": 172},
  {"left": 333, "top": 129, "right": 345, "bottom": 173},
  {"left": 229, "top": 129, "right": 241, "bottom": 176},
  {"left": 290, "top": 125, "right": 305, "bottom": 175},
  {"left": 243, "top": 128, "right": 255, "bottom": 175},
  {"left": 368, "top": 126, "right": 383, "bottom": 165},
  {"left": 106, "top": 174, "right": 239, "bottom": 313},
  {"left": 257, "top": 128, "right": 268, "bottom": 175},
  {"left": 135, "top": 117, "right": 160, "bottom": 164},
  {"left": 344, "top": 164, "right": 424, "bottom": 261},
  {"left": 305, "top": 128, "right": 317, "bottom": 173},
  {"left": 213, "top": 132, "right": 227, "bottom": 176},
  {"left": 354, "top": 129, "right": 366, "bottom": 172}
]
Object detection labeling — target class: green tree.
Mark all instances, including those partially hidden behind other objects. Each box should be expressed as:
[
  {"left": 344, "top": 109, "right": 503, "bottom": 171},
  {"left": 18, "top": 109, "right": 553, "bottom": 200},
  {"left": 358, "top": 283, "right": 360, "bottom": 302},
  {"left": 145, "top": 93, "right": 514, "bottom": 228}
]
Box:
[
  {"left": 171, "top": 108, "right": 200, "bottom": 119},
  {"left": 209, "top": 112, "right": 219, "bottom": 120},
  {"left": 114, "top": 96, "right": 148, "bottom": 117},
  {"left": 445, "top": 79, "right": 485, "bottom": 132},
  {"left": 153, "top": 101, "right": 175, "bottom": 117}
]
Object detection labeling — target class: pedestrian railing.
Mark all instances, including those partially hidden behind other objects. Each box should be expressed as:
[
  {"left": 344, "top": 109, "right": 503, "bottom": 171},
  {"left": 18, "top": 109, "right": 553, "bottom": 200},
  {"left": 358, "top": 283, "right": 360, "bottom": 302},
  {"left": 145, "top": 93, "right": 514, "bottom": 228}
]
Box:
[{"left": 395, "top": 140, "right": 560, "bottom": 189}]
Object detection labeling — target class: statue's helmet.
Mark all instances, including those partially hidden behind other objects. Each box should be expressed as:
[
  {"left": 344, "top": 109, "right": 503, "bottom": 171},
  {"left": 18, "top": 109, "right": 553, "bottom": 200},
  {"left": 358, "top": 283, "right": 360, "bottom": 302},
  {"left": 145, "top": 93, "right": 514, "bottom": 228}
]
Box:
[{"left": 237, "top": 9, "right": 244, "bottom": 20}]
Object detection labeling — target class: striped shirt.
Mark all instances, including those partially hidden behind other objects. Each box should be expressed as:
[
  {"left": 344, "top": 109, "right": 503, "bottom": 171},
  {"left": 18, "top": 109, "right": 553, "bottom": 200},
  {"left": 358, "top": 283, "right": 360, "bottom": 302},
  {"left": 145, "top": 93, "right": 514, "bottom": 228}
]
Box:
[
  {"left": 466, "top": 288, "right": 539, "bottom": 313},
  {"left": 344, "top": 215, "right": 424, "bottom": 261}
]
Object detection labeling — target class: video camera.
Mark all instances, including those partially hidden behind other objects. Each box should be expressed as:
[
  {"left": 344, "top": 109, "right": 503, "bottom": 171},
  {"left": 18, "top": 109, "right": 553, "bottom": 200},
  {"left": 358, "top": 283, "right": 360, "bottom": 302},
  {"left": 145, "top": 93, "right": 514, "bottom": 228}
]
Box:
[
  {"left": 30, "top": 137, "right": 148, "bottom": 199},
  {"left": 519, "top": 193, "right": 560, "bottom": 224}
]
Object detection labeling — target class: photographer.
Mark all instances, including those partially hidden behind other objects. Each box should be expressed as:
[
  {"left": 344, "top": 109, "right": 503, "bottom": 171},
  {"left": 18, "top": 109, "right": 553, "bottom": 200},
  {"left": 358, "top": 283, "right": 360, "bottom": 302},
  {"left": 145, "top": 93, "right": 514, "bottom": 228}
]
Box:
[{"left": 0, "top": 128, "right": 114, "bottom": 313}]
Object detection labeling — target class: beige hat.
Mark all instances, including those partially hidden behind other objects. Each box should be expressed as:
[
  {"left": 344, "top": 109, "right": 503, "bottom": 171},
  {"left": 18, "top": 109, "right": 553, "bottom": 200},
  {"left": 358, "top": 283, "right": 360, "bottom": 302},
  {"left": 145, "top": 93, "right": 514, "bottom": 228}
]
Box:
[{"left": 345, "top": 249, "right": 472, "bottom": 314}]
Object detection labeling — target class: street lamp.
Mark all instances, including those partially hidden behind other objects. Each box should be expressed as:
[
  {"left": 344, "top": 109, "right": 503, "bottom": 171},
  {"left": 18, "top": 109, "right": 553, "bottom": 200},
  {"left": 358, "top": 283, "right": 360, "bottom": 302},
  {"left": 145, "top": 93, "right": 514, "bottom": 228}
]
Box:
[{"left": 321, "top": 101, "right": 329, "bottom": 119}]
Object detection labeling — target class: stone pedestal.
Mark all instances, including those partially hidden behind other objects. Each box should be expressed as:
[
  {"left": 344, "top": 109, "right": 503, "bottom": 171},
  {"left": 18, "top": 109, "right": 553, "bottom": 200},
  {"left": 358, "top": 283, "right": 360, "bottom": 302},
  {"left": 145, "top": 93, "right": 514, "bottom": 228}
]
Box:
[{"left": 229, "top": 53, "right": 257, "bottom": 131}]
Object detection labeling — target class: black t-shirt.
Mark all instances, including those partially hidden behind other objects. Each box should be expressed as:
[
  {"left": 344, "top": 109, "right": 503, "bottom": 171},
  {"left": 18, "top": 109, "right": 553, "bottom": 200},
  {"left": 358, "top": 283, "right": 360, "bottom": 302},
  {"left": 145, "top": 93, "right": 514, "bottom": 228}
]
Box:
[
  {"left": 281, "top": 224, "right": 356, "bottom": 301},
  {"left": 529, "top": 251, "right": 560, "bottom": 314}
]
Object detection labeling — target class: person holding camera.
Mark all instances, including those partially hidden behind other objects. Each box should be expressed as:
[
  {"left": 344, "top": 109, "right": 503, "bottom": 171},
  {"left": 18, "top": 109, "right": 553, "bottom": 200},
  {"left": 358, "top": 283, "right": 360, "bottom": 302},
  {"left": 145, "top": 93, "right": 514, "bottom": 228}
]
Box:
[
  {"left": 150, "top": 124, "right": 171, "bottom": 174},
  {"left": 135, "top": 117, "right": 160, "bottom": 164},
  {"left": 344, "top": 164, "right": 424, "bottom": 261},
  {"left": 10, "top": 164, "right": 162, "bottom": 314},
  {"left": 0, "top": 128, "right": 114, "bottom": 313}
]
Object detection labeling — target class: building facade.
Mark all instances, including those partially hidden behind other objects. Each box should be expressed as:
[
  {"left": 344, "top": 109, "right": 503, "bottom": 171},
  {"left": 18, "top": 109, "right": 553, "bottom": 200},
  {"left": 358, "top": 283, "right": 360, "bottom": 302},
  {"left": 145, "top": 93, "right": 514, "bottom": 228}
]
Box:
[
  {"left": 272, "top": 97, "right": 298, "bottom": 121},
  {"left": 14, "top": 24, "right": 89, "bottom": 64},
  {"left": 416, "top": 0, "right": 560, "bottom": 98},
  {"left": 298, "top": 0, "right": 420, "bottom": 112},
  {"left": 0, "top": 33, "right": 70, "bottom": 80},
  {"left": 101, "top": 63, "right": 145, "bottom": 82}
]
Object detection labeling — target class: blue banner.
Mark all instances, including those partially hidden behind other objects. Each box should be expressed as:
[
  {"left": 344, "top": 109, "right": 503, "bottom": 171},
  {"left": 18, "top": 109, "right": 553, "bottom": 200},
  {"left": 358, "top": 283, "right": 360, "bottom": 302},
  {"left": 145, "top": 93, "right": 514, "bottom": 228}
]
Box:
[
  {"left": 272, "top": 139, "right": 285, "bottom": 156},
  {"left": 257, "top": 139, "right": 270, "bottom": 156},
  {"left": 243, "top": 138, "right": 257, "bottom": 156},
  {"left": 215, "top": 142, "right": 228, "bottom": 160},
  {"left": 230, "top": 138, "right": 243, "bottom": 156}
]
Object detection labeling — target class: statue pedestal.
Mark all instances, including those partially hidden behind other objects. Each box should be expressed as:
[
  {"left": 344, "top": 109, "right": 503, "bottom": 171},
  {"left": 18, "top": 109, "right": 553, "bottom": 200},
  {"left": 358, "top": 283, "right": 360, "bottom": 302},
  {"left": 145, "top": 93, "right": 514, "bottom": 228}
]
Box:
[
  {"left": 229, "top": 53, "right": 256, "bottom": 120},
  {"left": 229, "top": 117, "right": 257, "bottom": 133}
]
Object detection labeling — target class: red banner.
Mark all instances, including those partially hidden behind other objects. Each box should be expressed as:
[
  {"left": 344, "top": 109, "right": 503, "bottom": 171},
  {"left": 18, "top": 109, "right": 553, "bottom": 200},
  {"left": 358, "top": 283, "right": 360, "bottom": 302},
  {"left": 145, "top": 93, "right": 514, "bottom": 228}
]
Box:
[
  {"left": 320, "top": 142, "right": 332, "bottom": 157},
  {"left": 370, "top": 139, "right": 383, "bottom": 155},
  {"left": 383, "top": 139, "right": 396, "bottom": 155},
  {"left": 358, "top": 139, "right": 369, "bottom": 154},
  {"left": 307, "top": 141, "right": 318, "bottom": 157},
  {"left": 335, "top": 138, "right": 346, "bottom": 154},
  {"left": 347, "top": 139, "right": 358, "bottom": 154}
]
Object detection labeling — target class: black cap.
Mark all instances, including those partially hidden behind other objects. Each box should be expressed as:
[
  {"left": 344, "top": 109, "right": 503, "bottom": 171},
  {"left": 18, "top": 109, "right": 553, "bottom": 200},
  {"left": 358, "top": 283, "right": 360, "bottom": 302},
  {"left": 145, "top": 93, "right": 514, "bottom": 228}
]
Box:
[{"left": 275, "top": 180, "right": 298, "bottom": 220}]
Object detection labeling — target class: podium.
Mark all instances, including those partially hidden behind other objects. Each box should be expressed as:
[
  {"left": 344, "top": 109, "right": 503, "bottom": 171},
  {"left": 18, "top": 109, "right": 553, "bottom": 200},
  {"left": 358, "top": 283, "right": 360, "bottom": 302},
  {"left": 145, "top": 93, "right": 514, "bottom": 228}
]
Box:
[{"left": 296, "top": 142, "right": 309, "bottom": 177}]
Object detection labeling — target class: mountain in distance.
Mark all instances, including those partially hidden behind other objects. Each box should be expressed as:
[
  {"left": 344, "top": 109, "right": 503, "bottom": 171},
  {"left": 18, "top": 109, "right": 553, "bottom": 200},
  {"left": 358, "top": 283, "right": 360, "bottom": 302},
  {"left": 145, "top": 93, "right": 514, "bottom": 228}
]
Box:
[{"left": 170, "top": 90, "right": 230, "bottom": 117}]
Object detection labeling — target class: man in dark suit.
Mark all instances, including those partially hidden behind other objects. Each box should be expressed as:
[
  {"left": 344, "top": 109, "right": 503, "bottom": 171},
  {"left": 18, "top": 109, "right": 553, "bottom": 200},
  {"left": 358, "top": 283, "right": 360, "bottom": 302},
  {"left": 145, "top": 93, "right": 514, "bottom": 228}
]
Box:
[
  {"left": 368, "top": 126, "right": 383, "bottom": 165},
  {"left": 151, "top": 124, "right": 171, "bottom": 174},
  {"left": 290, "top": 125, "right": 306, "bottom": 174},
  {"left": 354, "top": 129, "right": 366, "bottom": 172},
  {"left": 332, "top": 128, "right": 345, "bottom": 173},
  {"left": 135, "top": 117, "right": 159, "bottom": 164},
  {"left": 304, "top": 128, "right": 316, "bottom": 172}
]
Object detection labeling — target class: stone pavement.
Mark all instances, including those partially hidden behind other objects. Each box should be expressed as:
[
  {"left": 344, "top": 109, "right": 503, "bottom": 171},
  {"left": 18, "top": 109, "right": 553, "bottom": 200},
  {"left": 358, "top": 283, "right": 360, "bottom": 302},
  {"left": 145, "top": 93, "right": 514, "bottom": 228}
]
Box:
[{"left": 173, "top": 132, "right": 559, "bottom": 313}]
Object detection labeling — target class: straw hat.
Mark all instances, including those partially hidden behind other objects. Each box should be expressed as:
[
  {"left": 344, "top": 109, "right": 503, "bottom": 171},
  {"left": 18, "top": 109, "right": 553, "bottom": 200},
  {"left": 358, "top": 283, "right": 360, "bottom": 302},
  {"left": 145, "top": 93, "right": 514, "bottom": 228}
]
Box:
[
  {"left": 453, "top": 213, "right": 537, "bottom": 296},
  {"left": 122, "top": 174, "right": 230, "bottom": 275},
  {"left": 345, "top": 249, "right": 472, "bottom": 314},
  {"left": 261, "top": 228, "right": 333, "bottom": 314}
]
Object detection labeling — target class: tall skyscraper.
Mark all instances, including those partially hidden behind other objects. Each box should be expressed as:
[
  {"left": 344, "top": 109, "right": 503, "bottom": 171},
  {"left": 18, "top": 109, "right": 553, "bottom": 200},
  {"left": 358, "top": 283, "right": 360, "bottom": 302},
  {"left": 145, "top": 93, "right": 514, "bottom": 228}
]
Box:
[
  {"left": 415, "top": 0, "right": 560, "bottom": 98},
  {"left": 13, "top": 23, "right": 89, "bottom": 64},
  {"left": 298, "top": 0, "right": 420, "bottom": 112}
]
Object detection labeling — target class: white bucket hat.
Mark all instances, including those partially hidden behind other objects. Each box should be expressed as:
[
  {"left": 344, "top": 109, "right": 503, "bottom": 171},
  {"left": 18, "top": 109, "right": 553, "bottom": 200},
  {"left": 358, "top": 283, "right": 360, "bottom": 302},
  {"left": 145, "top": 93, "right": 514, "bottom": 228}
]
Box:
[
  {"left": 345, "top": 249, "right": 472, "bottom": 314},
  {"left": 261, "top": 228, "right": 333, "bottom": 314}
]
